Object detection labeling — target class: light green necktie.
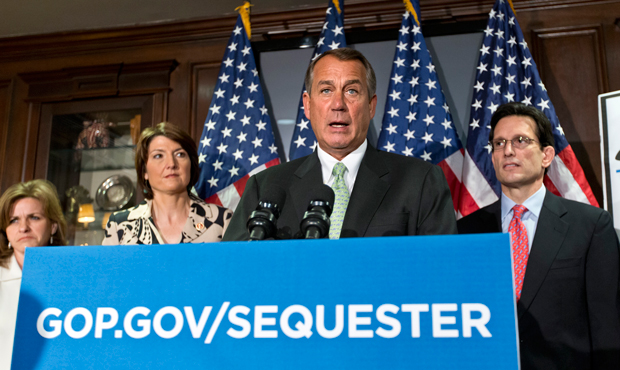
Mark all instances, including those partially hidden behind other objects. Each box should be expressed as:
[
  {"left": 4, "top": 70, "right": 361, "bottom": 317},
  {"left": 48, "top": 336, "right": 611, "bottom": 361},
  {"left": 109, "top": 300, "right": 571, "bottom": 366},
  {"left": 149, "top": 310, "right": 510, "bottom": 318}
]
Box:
[{"left": 329, "top": 162, "right": 350, "bottom": 239}]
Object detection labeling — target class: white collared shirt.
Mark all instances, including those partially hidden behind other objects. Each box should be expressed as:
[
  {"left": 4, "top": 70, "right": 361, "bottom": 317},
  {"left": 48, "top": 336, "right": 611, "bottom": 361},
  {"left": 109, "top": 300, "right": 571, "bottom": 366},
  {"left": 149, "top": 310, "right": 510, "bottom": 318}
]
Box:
[
  {"left": 501, "top": 184, "right": 546, "bottom": 251},
  {"left": 316, "top": 139, "right": 367, "bottom": 195}
]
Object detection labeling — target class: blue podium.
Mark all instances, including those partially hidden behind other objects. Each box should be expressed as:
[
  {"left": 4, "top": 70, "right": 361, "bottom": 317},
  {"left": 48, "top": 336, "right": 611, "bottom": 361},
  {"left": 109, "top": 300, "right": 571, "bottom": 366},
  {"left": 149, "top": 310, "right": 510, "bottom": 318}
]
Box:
[{"left": 13, "top": 234, "right": 519, "bottom": 369}]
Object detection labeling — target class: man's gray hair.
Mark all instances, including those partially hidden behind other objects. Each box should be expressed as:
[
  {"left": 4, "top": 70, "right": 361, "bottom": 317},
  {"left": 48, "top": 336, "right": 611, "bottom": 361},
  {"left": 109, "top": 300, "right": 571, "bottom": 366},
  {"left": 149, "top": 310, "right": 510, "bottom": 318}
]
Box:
[{"left": 304, "top": 48, "right": 377, "bottom": 99}]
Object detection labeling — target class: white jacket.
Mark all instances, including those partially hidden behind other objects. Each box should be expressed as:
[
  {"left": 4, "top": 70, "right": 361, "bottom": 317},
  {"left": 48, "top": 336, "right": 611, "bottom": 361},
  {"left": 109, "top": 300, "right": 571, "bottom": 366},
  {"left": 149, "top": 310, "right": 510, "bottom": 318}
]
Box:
[{"left": 0, "top": 255, "right": 21, "bottom": 370}]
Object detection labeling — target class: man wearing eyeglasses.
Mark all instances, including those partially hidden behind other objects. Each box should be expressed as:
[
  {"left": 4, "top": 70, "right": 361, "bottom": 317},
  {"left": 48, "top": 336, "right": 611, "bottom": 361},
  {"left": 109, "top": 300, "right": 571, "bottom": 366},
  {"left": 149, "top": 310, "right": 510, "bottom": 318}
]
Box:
[{"left": 458, "top": 102, "right": 620, "bottom": 369}]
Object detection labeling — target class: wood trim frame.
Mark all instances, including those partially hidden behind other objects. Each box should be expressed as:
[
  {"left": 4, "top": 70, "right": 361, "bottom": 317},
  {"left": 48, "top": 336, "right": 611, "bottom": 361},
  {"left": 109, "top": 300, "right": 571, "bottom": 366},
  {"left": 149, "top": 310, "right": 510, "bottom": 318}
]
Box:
[
  {"left": 189, "top": 61, "right": 222, "bottom": 141},
  {"left": 16, "top": 60, "right": 177, "bottom": 182},
  {"left": 33, "top": 96, "right": 159, "bottom": 181},
  {"left": 1, "top": 1, "right": 618, "bottom": 62},
  {"left": 531, "top": 24, "right": 609, "bottom": 93},
  {"left": 0, "top": 79, "right": 14, "bottom": 183}
]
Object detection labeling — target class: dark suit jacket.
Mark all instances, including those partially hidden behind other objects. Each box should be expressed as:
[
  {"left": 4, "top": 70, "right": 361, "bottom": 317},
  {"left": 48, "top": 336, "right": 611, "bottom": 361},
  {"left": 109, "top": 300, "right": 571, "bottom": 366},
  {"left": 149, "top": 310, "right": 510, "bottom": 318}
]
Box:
[
  {"left": 223, "top": 144, "right": 457, "bottom": 240},
  {"left": 458, "top": 190, "right": 620, "bottom": 369}
]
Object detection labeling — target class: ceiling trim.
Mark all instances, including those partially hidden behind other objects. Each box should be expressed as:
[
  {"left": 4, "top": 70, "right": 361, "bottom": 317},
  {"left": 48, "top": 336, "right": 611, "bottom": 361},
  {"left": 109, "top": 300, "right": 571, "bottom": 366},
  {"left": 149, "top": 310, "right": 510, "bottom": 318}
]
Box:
[{"left": 0, "top": 0, "right": 616, "bottom": 62}]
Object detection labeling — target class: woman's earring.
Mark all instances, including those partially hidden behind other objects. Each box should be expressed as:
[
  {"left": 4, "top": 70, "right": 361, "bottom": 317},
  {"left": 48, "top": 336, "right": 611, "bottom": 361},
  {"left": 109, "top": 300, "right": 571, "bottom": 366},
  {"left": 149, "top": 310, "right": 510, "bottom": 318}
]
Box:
[
  {"left": 8, "top": 242, "right": 11, "bottom": 249},
  {"left": 144, "top": 179, "right": 150, "bottom": 194},
  {"left": 50, "top": 235, "right": 54, "bottom": 244}
]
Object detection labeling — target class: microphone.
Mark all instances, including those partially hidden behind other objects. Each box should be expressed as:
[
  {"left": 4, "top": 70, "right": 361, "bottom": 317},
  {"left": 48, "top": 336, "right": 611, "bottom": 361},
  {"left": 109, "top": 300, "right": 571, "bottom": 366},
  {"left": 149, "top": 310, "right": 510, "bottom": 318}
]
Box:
[
  {"left": 247, "top": 186, "right": 286, "bottom": 241},
  {"left": 300, "top": 185, "right": 335, "bottom": 239}
]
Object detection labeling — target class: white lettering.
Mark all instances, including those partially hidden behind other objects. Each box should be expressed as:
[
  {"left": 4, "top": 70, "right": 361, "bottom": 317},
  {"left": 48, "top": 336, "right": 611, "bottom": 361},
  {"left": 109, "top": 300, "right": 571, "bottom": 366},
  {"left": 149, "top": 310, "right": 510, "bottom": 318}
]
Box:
[
  {"left": 37, "top": 308, "right": 62, "bottom": 339},
  {"left": 401, "top": 304, "right": 429, "bottom": 338},
  {"left": 95, "top": 308, "right": 118, "bottom": 338},
  {"left": 254, "top": 305, "right": 278, "bottom": 338},
  {"left": 316, "top": 305, "right": 344, "bottom": 339},
  {"left": 124, "top": 307, "right": 151, "bottom": 339},
  {"left": 348, "top": 304, "right": 373, "bottom": 338},
  {"left": 184, "top": 306, "right": 212, "bottom": 339},
  {"left": 432, "top": 304, "right": 459, "bottom": 338},
  {"left": 280, "top": 305, "right": 313, "bottom": 339},
  {"left": 227, "top": 305, "right": 251, "bottom": 339},
  {"left": 64, "top": 307, "right": 93, "bottom": 339},
  {"left": 462, "top": 303, "right": 492, "bottom": 338},
  {"left": 375, "top": 304, "right": 401, "bottom": 338},
  {"left": 153, "top": 307, "right": 184, "bottom": 339}
]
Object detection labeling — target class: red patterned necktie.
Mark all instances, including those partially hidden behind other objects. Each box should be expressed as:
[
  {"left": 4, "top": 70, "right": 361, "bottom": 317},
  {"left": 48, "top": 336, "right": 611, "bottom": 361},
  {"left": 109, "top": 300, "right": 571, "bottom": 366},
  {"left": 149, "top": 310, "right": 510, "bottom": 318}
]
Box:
[{"left": 509, "top": 205, "right": 529, "bottom": 301}]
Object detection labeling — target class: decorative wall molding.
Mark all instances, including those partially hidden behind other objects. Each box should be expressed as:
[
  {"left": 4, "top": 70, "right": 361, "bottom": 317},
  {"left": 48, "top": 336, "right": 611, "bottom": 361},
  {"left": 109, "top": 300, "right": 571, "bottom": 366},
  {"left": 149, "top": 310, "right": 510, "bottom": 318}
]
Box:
[
  {"left": 19, "top": 60, "right": 178, "bottom": 102},
  {"left": 0, "top": 0, "right": 617, "bottom": 62},
  {"left": 190, "top": 62, "right": 222, "bottom": 141},
  {"left": 0, "top": 79, "right": 13, "bottom": 184},
  {"left": 531, "top": 24, "right": 608, "bottom": 92}
]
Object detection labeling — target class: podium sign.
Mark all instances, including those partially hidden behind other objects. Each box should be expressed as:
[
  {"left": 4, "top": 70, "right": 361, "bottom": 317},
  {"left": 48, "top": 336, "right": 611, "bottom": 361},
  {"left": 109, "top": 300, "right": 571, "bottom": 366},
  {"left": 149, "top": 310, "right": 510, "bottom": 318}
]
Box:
[
  {"left": 599, "top": 90, "right": 620, "bottom": 235},
  {"left": 13, "top": 234, "right": 519, "bottom": 369}
]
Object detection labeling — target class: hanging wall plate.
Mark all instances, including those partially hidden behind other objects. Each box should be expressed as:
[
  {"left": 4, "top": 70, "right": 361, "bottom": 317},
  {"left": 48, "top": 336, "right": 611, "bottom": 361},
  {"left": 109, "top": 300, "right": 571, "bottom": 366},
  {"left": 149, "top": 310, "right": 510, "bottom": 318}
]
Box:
[{"left": 96, "top": 175, "right": 135, "bottom": 211}]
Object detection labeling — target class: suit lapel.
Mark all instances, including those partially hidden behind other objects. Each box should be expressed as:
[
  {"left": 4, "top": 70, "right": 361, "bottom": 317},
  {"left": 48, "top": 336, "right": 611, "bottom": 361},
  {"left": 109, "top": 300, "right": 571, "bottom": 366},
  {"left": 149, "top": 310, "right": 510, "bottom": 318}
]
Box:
[
  {"left": 341, "top": 146, "right": 390, "bottom": 238},
  {"left": 289, "top": 152, "right": 323, "bottom": 224},
  {"left": 518, "top": 191, "right": 568, "bottom": 318}
]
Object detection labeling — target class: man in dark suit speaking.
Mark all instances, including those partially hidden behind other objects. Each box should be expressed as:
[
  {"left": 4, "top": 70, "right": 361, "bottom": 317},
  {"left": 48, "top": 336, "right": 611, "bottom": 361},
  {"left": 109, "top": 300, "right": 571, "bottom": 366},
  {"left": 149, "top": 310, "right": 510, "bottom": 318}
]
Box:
[
  {"left": 458, "top": 102, "right": 620, "bottom": 369},
  {"left": 223, "top": 48, "right": 457, "bottom": 240}
]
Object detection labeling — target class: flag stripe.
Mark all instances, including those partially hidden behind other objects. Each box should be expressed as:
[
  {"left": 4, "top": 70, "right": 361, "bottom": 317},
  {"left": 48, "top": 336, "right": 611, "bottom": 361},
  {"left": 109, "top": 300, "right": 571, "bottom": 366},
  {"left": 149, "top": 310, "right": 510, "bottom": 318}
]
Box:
[
  {"left": 458, "top": 185, "right": 482, "bottom": 217},
  {"left": 546, "top": 151, "right": 590, "bottom": 204},
  {"left": 461, "top": 150, "right": 499, "bottom": 207},
  {"left": 218, "top": 184, "right": 243, "bottom": 211},
  {"left": 556, "top": 146, "right": 599, "bottom": 206},
  {"left": 444, "top": 148, "right": 464, "bottom": 183},
  {"left": 543, "top": 175, "right": 561, "bottom": 198},
  {"left": 233, "top": 174, "right": 250, "bottom": 197},
  {"left": 205, "top": 193, "right": 222, "bottom": 207},
  {"left": 438, "top": 158, "right": 460, "bottom": 210}
]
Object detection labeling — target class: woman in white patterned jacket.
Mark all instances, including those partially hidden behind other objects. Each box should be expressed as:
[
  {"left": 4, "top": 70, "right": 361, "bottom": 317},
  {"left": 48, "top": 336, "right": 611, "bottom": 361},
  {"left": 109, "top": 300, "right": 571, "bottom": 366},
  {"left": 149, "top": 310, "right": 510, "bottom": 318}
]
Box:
[{"left": 103, "top": 122, "right": 232, "bottom": 245}]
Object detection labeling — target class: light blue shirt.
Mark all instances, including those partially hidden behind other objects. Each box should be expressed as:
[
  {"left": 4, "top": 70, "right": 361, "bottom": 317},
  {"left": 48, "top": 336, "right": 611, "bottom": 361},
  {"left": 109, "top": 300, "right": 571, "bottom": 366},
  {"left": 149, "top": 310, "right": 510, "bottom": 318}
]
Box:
[{"left": 501, "top": 184, "right": 546, "bottom": 252}]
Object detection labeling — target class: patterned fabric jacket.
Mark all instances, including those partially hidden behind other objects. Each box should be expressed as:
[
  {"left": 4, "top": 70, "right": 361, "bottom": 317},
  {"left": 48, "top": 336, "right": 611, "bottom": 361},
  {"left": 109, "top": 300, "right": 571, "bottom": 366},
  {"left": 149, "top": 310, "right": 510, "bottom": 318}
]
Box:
[{"left": 102, "top": 194, "right": 232, "bottom": 245}]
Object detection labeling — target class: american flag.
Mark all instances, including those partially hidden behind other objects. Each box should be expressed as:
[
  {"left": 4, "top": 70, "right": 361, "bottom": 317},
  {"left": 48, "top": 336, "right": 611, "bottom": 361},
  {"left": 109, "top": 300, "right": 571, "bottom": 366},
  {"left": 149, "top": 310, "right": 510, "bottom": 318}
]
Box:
[
  {"left": 377, "top": 0, "right": 463, "bottom": 212},
  {"left": 288, "top": 0, "right": 347, "bottom": 160},
  {"left": 458, "top": 0, "right": 598, "bottom": 217},
  {"left": 195, "top": 12, "right": 280, "bottom": 211}
]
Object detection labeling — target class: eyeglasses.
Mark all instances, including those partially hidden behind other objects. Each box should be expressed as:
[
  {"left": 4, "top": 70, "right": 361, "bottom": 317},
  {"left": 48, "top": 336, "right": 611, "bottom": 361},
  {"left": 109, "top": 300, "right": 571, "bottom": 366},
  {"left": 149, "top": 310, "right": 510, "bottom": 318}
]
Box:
[{"left": 490, "top": 136, "right": 537, "bottom": 151}]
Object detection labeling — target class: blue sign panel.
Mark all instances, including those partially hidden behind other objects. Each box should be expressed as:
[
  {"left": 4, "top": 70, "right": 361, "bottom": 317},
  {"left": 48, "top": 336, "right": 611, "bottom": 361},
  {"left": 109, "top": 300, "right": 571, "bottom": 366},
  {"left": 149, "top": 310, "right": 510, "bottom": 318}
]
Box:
[{"left": 13, "top": 234, "right": 518, "bottom": 369}]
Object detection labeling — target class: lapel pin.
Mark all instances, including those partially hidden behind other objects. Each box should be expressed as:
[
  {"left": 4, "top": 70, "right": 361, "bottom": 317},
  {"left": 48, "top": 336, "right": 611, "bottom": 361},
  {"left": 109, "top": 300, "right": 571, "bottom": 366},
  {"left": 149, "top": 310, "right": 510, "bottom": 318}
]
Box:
[{"left": 196, "top": 222, "right": 204, "bottom": 231}]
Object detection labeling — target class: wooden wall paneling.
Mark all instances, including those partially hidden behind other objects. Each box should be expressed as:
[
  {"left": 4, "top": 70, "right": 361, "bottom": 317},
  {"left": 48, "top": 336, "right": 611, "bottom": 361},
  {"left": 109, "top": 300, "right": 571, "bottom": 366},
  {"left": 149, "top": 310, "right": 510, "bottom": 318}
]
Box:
[
  {"left": 189, "top": 62, "right": 222, "bottom": 142},
  {"left": 607, "top": 17, "right": 620, "bottom": 91},
  {"left": 0, "top": 79, "right": 13, "bottom": 186},
  {"left": 531, "top": 24, "right": 609, "bottom": 205},
  {"left": 33, "top": 96, "right": 156, "bottom": 180},
  {"left": 15, "top": 61, "right": 176, "bottom": 189},
  {"left": 23, "top": 101, "right": 43, "bottom": 183},
  {"left": 20, "top": 65, "right": 122, "bottom": 101},
  {"left": 2, "top": 1, "right": 617, "bottom": 63},
  {"left": 1, "top": 79, "right": 30, "bottom": 192},
  {"left": 149, "top": 91, "right": 167, "bottom": 126},
  {"left": 33, "top": 103, "right": 53, "bottom": 180}
]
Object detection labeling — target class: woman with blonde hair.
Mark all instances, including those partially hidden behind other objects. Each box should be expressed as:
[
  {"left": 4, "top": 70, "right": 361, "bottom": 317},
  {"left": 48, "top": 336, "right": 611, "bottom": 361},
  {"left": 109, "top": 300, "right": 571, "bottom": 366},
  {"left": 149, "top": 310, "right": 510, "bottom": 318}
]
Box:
[{"left": 0, "top": 179, "right": 67, "bottom": 369}]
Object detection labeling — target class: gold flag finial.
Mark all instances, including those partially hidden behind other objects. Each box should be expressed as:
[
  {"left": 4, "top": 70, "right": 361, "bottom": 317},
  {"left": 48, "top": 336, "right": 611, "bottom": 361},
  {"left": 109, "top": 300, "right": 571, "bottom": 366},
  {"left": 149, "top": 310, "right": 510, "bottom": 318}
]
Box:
[
  {"left": 332, "top": 0, "right": 342, "bottom": 14},
  {"left": 235, "top": 1, "right": 252, "bottom": 39},
  {"left": 507, "top": 0, "right": 516, "bottom": 15},
  {"left": 403, "top": 0, "right": 420, "bottom": 26}
]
